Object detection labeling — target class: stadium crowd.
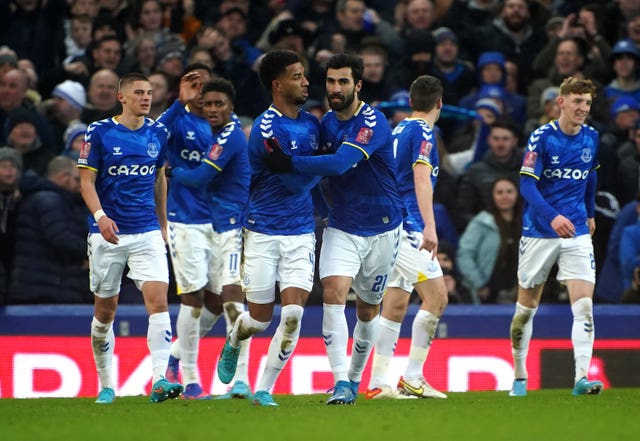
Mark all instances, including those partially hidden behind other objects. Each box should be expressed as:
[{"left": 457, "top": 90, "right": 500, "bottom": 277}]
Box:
[{"left": 1, "top": 0, "right": 640, "bottom": 308}]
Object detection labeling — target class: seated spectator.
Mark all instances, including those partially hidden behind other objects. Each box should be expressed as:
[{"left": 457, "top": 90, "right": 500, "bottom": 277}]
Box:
[
  {"left": 456, "top": 177, "right": 522, "bottom": 304},
  {"left": 9, "top": 156, "right": 91, "bottom": 304},
  {"left": 389, "top": 28, "right": 435, "bottom": 91},
  {"left": 81, "top": 68, "right": 120, "bottom": 124},
  {"left": 0, "top": 147, "right": 22, "bottom": 304},
  {"left": 620, "top": 193, "right": 640, "bottom": 293},
  {"left": 358, "top": 38, "right": 397, "bottom": 107},
  {"left": 147, "top": 71, "right": 171, "bottom": 120},
  {"left": 433, "top": 240, "right": 472, "bottom": 305},
  {"left": 395, "top": 0, "right": 438, "bottom": 39}
]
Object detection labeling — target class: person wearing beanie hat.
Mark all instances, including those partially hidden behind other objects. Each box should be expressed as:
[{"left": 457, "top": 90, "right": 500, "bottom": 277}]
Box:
[
  {"left": 53, "top": 80, "right": 86, "bottom": 112},
  {"left": 7, "top": 107, "right": 55, "bottom": 175},
  {"left": 428, "top": 26, "right": 475, "bottom": 106},
  {"left": 62, "top": 122, "right": 87, "bottom": 160},
  {"left": 0, "top": 146, "right": 22, "bottom": 173}
]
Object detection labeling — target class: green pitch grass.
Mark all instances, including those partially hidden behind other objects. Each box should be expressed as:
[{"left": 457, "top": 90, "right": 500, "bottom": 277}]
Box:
[{"left": 2, "top": 390, "right": 639, "bottom": 441}]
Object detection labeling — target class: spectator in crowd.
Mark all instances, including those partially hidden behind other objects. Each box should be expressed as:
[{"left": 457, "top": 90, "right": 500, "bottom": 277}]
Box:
[
  {"left": 598, "top": 96, "right": 640, "bottom": 194},
  {"left": 459, "top": 0, "right": 547, "bottom": 93},
  {"left": 435, "top": 241, "right": 472, "bottom": 304},
  {"left": 147, "top": 71, "right": 171, "bottom": 120},
  {"left": 124, "top": 33, "right": 157, "bottom": 76},
  {"left": 0, "top": 147, "right": 22, "bottom": 304},
  {"left": 208, "top": 26, "right": 268, "bottom": 118},
  {"left": 62, "top": 121, "right": 87, "bottom": 161},
  {"left": 427, "top": 27, "right": 475, "bottom": 106},
  {"left": 457, "top": 177, "right": 522, "bottom": 304},
  {"left": 215, "top": 6, "right": 262, "bottom": 70},
  {"left": 441, "top": 0, "right": 499, "bottom": 36},
  {"left": 524, "top": 86, "right": 560, "bottom": 137},
  {"left": 532, "top": 6, "right": 610, "bottom": 84},
  {"left": 187, "top": 45, "right": 215, "bottom": 70},
  {"left": 595, "top": 198, "right": 638, "bottom": 303},
  {"left": 620, "top": 193, "right": 640, "bottom": 294},
  {"left": 459, "top": 51, "right": 526, "bottom": 127},
  {"left": 527, "top": 36, "right": 608, "bottom": 124},
  {"left": 390, "top": 29, "right": 435, "bottom": 91},
  {"left": 5, "top": 108, "right": 55, "bottom": 175},
  {"left": 81, "top": 68, "right": 120, "bottom": 123},
  {"left": 616, "top": 120, "right": 640, "bottom": 205},
  {"left": 604, "top": 39, "right": 640, "bottom": 104},
  {"left": 45, "top": 80, "right": 87, "bottom": 151},
  {"left": 454, "top": 119, "right": 522, "bottom": 231},
  {"left": 0, "top": 47, "right": 18, "bottom": 77},
  {"left": 0, "top": 68, "right": 53, "bottom": 149},
  {"left": 358, "top": 38, "right": 397, "bottom": 106},
  {"left": 126, "top": 0, "right": 184, "bottom": 61},
  {"left": 395, "top": 0, "right": 438, "bottom": 39},
  {"left": 63, "top": 14, "right": 94, "bottom": 66},
  {"left": 9, "top": 156, "right": 89, "bottom": 304},
  {"left": 0, "top": 0, "right": 66, "bottom": 76},
  {"left": 314, "top": 0, "right": 403, "bottom": 57}
]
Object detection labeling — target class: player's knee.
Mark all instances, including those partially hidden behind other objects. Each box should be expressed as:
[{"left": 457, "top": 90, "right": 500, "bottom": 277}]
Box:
[
  {"left": 223, "top": 301, "right": 244, "bottom": 324},
  {"left": 280, "top": 304, "right": 304, "bottom": 335},
  {"left": 571, "top": 297, "right": 593, "bottom": 318}
]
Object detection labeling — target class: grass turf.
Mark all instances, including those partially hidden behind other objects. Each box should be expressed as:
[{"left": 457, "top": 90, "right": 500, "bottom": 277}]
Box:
[{"left": 1, "top": 389, "right": 638, "bottom": 441}]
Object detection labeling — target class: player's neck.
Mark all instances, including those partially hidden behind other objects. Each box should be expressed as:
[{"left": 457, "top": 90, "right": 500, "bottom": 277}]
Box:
[
  {"left": 116, "top": 113, "right": 146, "bottom": 130},
  {"left": 335, "top": 100, "right": 361, "bottom": 121},
  {"left": 557, "top": 115, "right": 581, "bottom": 135},
  {"left": 411, "top": 110, "right": 435, "bottom": 127},
  {"left": 272, "top": 97, "right": 300, "bottom": 119}
]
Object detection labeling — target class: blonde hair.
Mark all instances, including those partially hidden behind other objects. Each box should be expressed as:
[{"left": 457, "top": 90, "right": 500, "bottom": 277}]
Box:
[{"left": 559, "top": 76, "right": 597, "bottom": 98}]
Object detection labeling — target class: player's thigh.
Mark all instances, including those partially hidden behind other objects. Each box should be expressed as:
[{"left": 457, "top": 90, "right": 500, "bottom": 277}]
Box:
[
  {"left": 389, "top": 229, "right": 443, "bottom": 293},
  {"left": 242, "top": 229, "right": 280, "bottom": 303},
  {"left": 352, "top": 224, "right": 402, "bottom": 305},
  {"left": 517, "top": 236, "right": 561, "bottom": 289},
  {"left": 207, "top": 228, "right": 243, "bottom": 294},
  {"left": 557, "top": 234, "right": 596, "bottom": 284},
  {"left": 319, "top": 227, "right": 362, "bottom": 281},
  {"left": 277, "top": 232, "right": 315, "bottom": 293},
  {"left": 127, "top": 231, "right": 169, "bottom": 290},
  {"left": 88, "top": 233, "right": 128, "bottom": 298},
  {"left": 168, "top": 222, "right": 212, "bottom": 294}
]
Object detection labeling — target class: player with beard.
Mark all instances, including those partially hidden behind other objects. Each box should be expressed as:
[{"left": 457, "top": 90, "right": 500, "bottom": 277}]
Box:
[{"left": 264, "top": 53, "right": 403, "bottom": 405}]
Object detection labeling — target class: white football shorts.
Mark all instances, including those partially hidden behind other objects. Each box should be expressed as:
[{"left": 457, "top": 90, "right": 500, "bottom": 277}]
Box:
[
  {"left": 242, "top": 229, "right": 315, "bottom": 304},
  {"left": 88, "top": 230, "right": 169, "bottom": 298},
  {"left": 167, "top": 222, "right": 214, "bottom": 294},
  {"left": 209, "top": 227, "right": 243, "bottom": 294},
  {"left": 517, "top": 234, "right": 596, "bottom": 288},
  {"left": 388, "top": 229, "right": 443, "bottom": 293},
  {"left": 319, "top": 224, "right": 402, "bottom": 305}
]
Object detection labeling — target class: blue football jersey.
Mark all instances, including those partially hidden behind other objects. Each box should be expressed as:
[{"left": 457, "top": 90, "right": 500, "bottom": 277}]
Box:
[
  {"left": 202, "top": 121, "right": 250, "bottom": 232},
  {"left": 392, "top": 117, "right": 439, "bottom": 233},
  {"left": 78, "top": 117, "right": 168, "bottom": 233},
  {"left": 245, "top": 105, "right": 321, "bottom": 235},
  {"left": 520, "top": 121, "right": 599, "bottom": 238},
  {"left": 320, "top": 102, "right": 403, "bottom": 235},
  {"left": 158, "top": 103, "right": 212, "bottom": 224}
]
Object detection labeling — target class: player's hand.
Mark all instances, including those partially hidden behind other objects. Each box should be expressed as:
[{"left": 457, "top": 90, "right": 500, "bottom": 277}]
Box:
[
  {"left": 263, "top": 137, "right": 292, "bottom": 173},
  {"left": 98, "top": 215, "right": 119, "bottom": 244},
  {"left": 420, "top": 226, "right": 438, "bottom": 258},
  {"left": 178, "top": 71, "right": 203, "bottom": 104},
  {"left": 551, "top": 214, "right": 575, "bottom": 238},
  {"left": 587, "top": 217, "right": 596, "bottom": 236}
]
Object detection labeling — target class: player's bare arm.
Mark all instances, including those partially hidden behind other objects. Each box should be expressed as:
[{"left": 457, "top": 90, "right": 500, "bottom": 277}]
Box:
[
  {"left": 79, "top": 167, "right": 119, "bottom": 244},
  {"left": 154, "top": 167, "right": 168, "bottom": 243},
  {"left": 413, "top": 162, "right": 438, "bottom": 256}
]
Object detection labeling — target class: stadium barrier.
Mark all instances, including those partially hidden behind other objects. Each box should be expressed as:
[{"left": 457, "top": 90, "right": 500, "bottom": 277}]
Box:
[{"left": 1, "top": 305, "right": 638, "bottom": 398}]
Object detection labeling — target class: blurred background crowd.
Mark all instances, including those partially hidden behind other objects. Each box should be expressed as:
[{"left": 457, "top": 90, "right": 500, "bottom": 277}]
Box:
[{"left": 1, "top": 0, "right": 640, "bottom": 306}]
